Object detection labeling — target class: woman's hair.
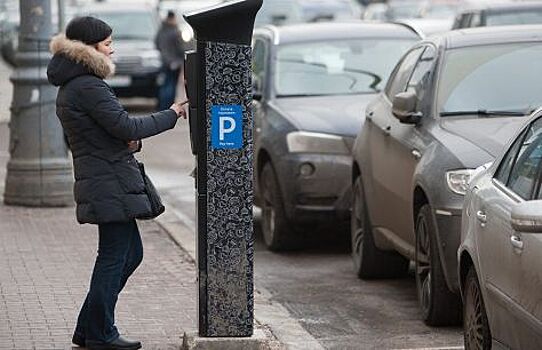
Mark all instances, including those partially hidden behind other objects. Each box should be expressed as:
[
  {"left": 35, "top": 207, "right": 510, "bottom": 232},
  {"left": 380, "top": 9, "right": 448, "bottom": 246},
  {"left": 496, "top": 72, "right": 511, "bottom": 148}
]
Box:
[{"left": 66, "top": 16, "right": 112, "bottom": 45}]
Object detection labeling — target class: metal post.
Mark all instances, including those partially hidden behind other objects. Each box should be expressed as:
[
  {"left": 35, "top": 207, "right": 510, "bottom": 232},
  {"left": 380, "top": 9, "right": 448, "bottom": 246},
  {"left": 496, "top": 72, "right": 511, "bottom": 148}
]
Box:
[
  {"left": 57, "top": 0, "right": 65, "bottom": 32},
  {"left": 184, "top": 0, "right": 262, "bottom": 337},
  {"left": 4, "top": 0, "right": 73, "bottom": 206}
]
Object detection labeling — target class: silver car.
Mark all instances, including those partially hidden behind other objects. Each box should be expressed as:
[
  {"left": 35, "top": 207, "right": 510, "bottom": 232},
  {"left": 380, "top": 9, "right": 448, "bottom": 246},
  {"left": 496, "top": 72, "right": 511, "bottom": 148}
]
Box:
[{"left": 459, "top": 109, "right": 542, "bottom": 349}]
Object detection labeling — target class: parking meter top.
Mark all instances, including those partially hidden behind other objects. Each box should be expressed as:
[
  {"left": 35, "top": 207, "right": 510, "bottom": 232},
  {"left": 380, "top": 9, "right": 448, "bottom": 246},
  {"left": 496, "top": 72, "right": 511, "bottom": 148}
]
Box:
[{"left": 184, "top": 0, "right": 263, "bottom": 45}]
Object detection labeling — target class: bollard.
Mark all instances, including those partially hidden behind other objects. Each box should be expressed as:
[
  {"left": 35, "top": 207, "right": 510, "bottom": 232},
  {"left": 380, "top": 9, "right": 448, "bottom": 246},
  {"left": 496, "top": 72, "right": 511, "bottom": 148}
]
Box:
[{"left": 184, "top": 0, "right": 262, "bottom": 337}]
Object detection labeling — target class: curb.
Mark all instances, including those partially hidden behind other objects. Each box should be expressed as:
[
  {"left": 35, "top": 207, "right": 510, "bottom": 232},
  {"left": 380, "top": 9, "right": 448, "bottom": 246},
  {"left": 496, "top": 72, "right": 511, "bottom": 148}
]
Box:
[{"left": 155, "top": 206, "right": 324, "bottom": 350}]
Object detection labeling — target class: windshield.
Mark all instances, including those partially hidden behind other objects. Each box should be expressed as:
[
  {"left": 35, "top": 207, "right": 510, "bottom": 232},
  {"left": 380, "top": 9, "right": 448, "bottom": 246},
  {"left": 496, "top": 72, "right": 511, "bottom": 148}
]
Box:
[
  {"left": 486, "top": 9, "right": 542, "bottom": 26},
  {"left": 438, "top": 43, "right": 542, "bottom": 115},
  {"left": 298, "top": 0, "right": 359, "bottom": 21},
  {"left": 275, "top": 38, "right": 416, "bottom": 97},
  {"left": 255, "top": 0, "right": 301, "bottom": 26},
  {"left": 94, "top": 12, "right": 157, "bottom": 40}
]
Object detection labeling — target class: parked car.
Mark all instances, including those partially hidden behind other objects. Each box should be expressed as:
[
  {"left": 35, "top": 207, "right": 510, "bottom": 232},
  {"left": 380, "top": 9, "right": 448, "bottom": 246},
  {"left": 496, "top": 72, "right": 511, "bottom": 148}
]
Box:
[
  {"left": 255, "top": 0, "right": 362, "bottom": 27},
  {"left": 459, "top": 109, "right": 542, "bottom": 349},
  {"left": 78, "top": 3, "right": 162, "bottom": 98},
  {"left": 252, "top": 22, "right": 420, "bottom": 250},
  {"left": 351, "top": 25, "right": 542, "bottom": 326},
  {"left": 386, "top": 0, "right": 426, "bottom": 21},
  {"left": 452, "top": 1, "right": 542, "bottom": 29},
  {"left": 362, "top": 3, "right": 389, "bottom": 22}
]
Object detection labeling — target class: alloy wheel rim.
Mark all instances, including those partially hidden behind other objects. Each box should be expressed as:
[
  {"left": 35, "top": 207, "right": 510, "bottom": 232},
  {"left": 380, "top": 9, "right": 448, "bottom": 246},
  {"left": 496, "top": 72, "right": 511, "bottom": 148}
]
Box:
[
  {"left": 465, "top": 276, "right": 484, "bottom": 349},
  {"left": 416, "top": 215, "right": 432, "bottom": 316}
]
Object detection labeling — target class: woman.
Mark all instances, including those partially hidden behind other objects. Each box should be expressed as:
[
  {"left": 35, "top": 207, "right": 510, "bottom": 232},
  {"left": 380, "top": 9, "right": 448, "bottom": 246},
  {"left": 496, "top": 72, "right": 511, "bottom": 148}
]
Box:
[{"left": 46, "top": 16, "right": 186, "bottom": 350}]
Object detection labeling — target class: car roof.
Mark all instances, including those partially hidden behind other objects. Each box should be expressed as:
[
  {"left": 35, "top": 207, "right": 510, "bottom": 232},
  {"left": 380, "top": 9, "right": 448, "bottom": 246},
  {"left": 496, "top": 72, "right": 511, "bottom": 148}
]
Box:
[
  {"left": 430, "top": 24, "right": 542, "bottom": 49},
  {"left": 254, "top": 21, "right": 421, "bottom": 45},
  {"left": 461, "top": 1, "right": 542, "bottom": 13}
]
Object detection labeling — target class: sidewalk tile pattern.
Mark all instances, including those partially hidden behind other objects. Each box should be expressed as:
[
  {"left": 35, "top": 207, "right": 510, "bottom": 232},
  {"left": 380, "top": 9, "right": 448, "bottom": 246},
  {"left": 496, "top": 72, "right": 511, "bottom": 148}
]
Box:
[{"left": 0, "top": 205, "right": 197, "bottom": 350}]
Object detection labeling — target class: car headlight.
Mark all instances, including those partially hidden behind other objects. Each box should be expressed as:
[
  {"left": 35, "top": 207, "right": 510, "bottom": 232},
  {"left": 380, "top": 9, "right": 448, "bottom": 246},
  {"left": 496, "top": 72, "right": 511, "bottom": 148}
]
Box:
[
  {"left": 141, "top": 51, "right": 162, "bottom": 68},
  {"left": 286, "top": 131, "right": 349, "bottom": 154},
  {"left": 182, "top": 27, "right": 194, "bottom": 43},
  {"left": 446, "top": 169, "right": 475, "bottom": 196}
]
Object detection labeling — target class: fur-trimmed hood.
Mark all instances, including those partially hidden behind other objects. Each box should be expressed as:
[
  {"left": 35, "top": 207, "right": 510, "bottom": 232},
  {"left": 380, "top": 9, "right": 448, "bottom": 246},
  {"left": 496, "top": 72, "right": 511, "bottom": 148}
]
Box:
[{"left": 47, "top": 34, "right": 115, "bottom": 86}]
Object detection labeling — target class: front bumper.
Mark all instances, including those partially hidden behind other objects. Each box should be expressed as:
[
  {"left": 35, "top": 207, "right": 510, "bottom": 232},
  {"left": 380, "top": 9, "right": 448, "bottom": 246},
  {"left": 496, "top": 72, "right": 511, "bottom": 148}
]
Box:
[
  {"left": 434, "top": 206, "right": 462, "bottom": 292},
  {"left": 275, "top": 153, "right": 352, "bottom": 224}
]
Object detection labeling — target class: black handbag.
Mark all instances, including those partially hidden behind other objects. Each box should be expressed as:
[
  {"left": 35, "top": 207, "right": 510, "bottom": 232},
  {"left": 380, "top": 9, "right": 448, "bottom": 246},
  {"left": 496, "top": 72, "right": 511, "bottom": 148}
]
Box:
[{"left": 137, "top": 161, "right": 165, "bottom": 220}]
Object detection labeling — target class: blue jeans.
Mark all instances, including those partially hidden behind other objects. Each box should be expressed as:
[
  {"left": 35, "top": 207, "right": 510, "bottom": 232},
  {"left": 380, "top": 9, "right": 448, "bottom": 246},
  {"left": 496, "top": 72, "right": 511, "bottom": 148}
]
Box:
[
  {"left": 74, "top": 220, "right": 143, "bottom": 345},
  {"left": 157, "top": 66, "right": 181, "bottom": 111}
]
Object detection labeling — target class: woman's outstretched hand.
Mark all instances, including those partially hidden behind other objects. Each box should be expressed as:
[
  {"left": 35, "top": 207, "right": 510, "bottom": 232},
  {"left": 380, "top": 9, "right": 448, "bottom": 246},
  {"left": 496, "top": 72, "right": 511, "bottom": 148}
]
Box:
[{"left": 170, "top": 100, "right": 188, "bottom": 119}]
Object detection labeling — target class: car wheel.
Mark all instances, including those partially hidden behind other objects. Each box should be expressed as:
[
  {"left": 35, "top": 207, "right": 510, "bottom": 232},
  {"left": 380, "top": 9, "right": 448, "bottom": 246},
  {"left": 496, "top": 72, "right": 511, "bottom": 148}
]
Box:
[
  {"left": 415, "top": 204, "right": 462, "bottom": 326},
  {"left": 351, "top": 175, "right": 409, "bottom": 279},
  {"left": 260, "top": 162, "right": 292, "bottom": 251},
  {"left": 463, "top": 266, "right": 491, "bottom": 350}
]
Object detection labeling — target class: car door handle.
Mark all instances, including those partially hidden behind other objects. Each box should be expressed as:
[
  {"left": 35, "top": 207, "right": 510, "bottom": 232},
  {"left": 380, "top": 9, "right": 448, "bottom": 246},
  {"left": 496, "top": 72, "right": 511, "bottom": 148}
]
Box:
[
  {"left": 476, "top": 211, "right": 487, "bottom": 224},
  {"left": 411, "top": 149, "right": 422, "bottom": 160},
  {"left": 510, "top": 235, "right": 524, "bottom": 250}
]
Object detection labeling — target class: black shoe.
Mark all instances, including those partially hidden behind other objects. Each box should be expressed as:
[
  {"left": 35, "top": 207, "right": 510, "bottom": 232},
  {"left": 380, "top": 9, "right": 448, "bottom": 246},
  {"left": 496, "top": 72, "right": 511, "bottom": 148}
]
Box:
[
  {"left": 72, "top": 333, "right": 85, "bottom": 347},
  {"left": 87, "top": 336, "right": 142, "bottom": 350}
]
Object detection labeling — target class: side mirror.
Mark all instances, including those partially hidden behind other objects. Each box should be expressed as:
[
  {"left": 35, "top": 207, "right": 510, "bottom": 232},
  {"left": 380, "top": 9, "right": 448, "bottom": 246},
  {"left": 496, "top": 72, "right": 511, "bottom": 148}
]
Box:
[
  {"left": 511, "top": 200, "right": 542, "bottom": 233},
  {"left": 252, "top": 75, "right": 263, "bottom": 101},
  {"left": 392, "top": 91, "right": 421, "bottom": 124}
]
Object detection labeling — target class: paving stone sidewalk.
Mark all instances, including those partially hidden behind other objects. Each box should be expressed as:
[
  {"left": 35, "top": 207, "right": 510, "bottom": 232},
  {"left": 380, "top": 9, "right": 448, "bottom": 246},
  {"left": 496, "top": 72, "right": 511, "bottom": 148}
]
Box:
[{"left": 0, "top": 204, "right": 198, "bottom": 350}]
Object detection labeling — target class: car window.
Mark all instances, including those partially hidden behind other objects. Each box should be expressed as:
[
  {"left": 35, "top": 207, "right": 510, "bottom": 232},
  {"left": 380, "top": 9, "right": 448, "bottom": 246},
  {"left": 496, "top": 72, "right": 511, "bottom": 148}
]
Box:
[
  {"left": 252, "top": 39, "right": 267, "bottom": 93},
  {"left": 406, "top": 46, "right": 436, "bottom": 110},
  {"left": 486, "top": 10, "right": 542, "bottom": 27},
  {"left": 385, "top": 47, "right": 424, "bottom": 100},
  {"left": 471, "top": 13, "right": 482, "bottom": 27},
  {"left": 457, "top": 13, "right": 472, "bottom": 28},
  {"left": 506, "top": 118, "right": 542, "bottom": 199},
  {"left": 275, "top": 38, "right": 415, "bottom": 97},
  {"left": 495, "top": 129, "right": 528, "bottom": 185},
  {"left": 438, "top": 43, "right": 542, "bottom": 115},
  {"left": 91, "top": 11, "right": 157, "bottom": 40}
]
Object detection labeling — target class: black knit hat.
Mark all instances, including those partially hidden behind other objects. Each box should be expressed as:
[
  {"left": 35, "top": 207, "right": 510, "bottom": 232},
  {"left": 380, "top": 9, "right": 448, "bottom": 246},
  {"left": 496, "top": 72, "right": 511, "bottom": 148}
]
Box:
[{"left": 66, "top": 16, "right": 112, "bottom": 45}]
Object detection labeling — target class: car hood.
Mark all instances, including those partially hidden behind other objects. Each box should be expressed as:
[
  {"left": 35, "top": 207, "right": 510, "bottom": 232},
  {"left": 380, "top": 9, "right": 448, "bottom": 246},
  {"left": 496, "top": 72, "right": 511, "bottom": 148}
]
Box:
[
  {"left": 440, "top": 116, "right": 527, "bottom": 157},
  {"left": 273, "top": 94, "right": 376, "bottom": 137}
]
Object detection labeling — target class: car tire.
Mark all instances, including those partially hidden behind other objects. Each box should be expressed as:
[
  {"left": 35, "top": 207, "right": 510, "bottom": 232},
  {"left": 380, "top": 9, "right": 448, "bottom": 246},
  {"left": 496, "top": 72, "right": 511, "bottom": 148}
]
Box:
[
  {"left": 415, "top": 204, "right": 462, "bottom": 326},
  {"left": 463, "top": 266, "right": 491, "bottom": 350},
  {"left": 260, "top": 162, "right": 293, "bottom": 251},
  {"left": 351, "top": 175, "right": 409, "bottom": 279}
]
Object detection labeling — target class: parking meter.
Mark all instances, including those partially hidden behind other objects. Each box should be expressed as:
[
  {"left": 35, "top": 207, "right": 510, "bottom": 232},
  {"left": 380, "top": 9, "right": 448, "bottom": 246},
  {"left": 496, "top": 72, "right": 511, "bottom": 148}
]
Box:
[{"left": 184, "top": 0, "right": 262, "bottom": 337}]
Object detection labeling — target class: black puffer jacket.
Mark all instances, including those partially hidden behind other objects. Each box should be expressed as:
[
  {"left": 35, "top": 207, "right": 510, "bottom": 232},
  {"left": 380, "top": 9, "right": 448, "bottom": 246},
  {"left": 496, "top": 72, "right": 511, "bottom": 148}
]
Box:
[{"left": 47, "top": 34, "right": 178, "bottom": 224}]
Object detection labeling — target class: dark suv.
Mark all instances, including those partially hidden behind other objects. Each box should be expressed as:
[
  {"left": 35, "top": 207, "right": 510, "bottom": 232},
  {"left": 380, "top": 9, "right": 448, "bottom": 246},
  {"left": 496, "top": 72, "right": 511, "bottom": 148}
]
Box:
[
  {"left": 252, "top": 22, "right": 420, "bottom": 250},
  {"left": 351, "top": 25, "right": 542, "bottom": 326}
]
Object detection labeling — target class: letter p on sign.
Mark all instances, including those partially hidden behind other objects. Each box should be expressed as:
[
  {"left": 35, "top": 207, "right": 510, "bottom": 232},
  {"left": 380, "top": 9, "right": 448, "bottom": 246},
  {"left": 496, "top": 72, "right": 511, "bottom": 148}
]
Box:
[
  {"left": 219, "top": 117, "right": 236, "bottom": 141},
  {"left": 211, "top": 105, "right": 243, "bottom": 150}
]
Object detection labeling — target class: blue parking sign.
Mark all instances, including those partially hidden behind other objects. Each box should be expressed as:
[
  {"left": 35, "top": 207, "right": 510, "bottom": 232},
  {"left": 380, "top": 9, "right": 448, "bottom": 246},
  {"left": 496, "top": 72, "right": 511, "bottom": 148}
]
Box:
[{"left": 211, "top": 105, "right": 243, "bottom": 150}]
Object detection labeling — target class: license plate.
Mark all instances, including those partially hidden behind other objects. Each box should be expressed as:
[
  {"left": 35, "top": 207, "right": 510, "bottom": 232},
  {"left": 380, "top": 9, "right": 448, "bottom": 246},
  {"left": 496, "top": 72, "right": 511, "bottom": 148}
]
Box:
[{"left": 106, "top": 76, "right": 131, "bottom": 87}]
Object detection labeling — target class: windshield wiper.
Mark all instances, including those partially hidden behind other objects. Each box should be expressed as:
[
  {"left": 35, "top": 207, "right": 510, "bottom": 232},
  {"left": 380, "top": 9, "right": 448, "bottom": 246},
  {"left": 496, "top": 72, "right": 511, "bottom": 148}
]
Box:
[{"left": 440, "top": 109, "right": 527, "bottom": 117}]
